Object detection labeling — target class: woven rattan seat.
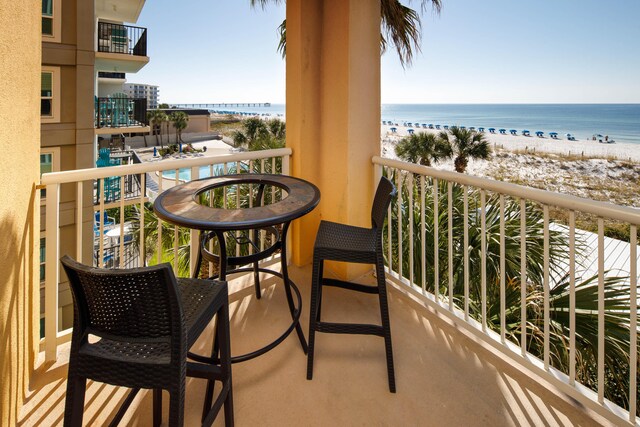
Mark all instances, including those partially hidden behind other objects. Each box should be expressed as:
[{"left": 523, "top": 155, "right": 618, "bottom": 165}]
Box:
[
  {"left": 313, "top": 221, "right": 377, "bottom": 263},
  {"left": 61, "top": 256, "right": 233, "bottom": 427},
  {"left": 307, "top": 177, "right": 397, "bottom": 393}
]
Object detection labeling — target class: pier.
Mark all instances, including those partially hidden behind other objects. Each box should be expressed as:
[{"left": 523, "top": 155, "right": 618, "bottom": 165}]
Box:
[{"left": 170, "top": 102, "right": 271, "bottom": 109}]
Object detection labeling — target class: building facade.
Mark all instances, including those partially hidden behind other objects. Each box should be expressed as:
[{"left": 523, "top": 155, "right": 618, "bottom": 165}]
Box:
[
  {"left": 40, "top": 0, "right": 151, "bottom": 332},
  {"left": 124, "top": 82, "right": 159, "bottom": 109}
]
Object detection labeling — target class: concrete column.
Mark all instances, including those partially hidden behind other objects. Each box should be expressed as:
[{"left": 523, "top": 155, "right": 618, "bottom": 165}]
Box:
[
  {"left": 0, "top": 0, "right": 40, "bottom": 424},
  {"left": 287, "top": 0, "right": 381, "bottom": 279}
]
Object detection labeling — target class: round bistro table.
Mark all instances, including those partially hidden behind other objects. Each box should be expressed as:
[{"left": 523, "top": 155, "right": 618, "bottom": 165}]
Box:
[{"left": 153, "top": 174, "right": 320, "bottom": 363}]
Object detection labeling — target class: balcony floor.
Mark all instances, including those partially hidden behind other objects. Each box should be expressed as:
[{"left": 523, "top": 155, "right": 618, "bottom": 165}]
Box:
[{"left": 20, "top": 263, "right": 613, "bottom": 426}]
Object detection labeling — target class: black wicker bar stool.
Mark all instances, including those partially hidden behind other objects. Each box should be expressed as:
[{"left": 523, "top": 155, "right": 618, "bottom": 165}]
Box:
[
  {"left": 61, "top": 256, "right": 233, "bottom": 427},
  {"left": 306, "top": 177, "right": 397, "bottom": 392}
]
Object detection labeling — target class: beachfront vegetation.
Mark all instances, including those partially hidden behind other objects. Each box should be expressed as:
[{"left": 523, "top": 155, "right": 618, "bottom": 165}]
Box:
[
  {"left": 251, "top": 0, "right": 443, "bottom": 67},
  {"left": 384, "top": 170, "right": 638, "bottom": 412},
  {"left": 232, "top": 117, "right": 286, "bottom": 150},
  {"left": 395, "top": 126, "right": 491, "bottom": 172},
  {"left": 439, "top": 126, "right": 492, "bottom": 173},
  {"left": 394, "top": 132, "right": 452, "bottom": 166}
]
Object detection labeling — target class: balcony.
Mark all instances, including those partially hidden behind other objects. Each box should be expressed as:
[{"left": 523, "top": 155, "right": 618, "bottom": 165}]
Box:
[
  {"left": 95, "top": 96, "right": 149, "bottom": 134},
  {"left": 35, "top": 149, "right": 638, "bottom": 425},
  {"left": 20, "top": 262, "right": 615, "bottom": 426},
  {"left": 95, "top": 22, "right": 149, "bottom": 73}
]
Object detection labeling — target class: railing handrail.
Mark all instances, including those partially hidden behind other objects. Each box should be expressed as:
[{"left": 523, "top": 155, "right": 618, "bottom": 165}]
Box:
[
  {"left": 97, "top": 21, "right": 147, "bottom": 32},
  {"left": 41, "top": 148, "right": 293, "bottom": 185},
  {"left": 373, "top": 156, "right": 640, "bottom": 225}
]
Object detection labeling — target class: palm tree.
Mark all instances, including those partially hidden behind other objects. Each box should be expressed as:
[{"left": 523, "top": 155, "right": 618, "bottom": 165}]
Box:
[
  {"left": 251, "top": 0, "right": 443, "bottom": 67},
  {"left": 146, "top": 110, "right": 162, "bottom": 148},
  {"left": 170, "top": 111, "right": 189, "bottom": 143},
  {"left": 232, "top": 117, "right": 286, "bottom": 151},
  {"left": 395, "top": 132, "right": 452, "bottom": 166},
  {"left": 439, "top": 126, "right": 491, "bottom": 173}
]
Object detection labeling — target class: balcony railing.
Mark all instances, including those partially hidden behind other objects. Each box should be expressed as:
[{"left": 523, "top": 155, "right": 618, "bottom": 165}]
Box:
[
  {"left": 38, "top": 151, "right": 638, "bottom": 425},
  {"left": 373, "top": 156, "right": 638, "bottom": 425},
  {"left": 98, "top": 71, "right": 126, "bottom": 79},
  {"left": 95, "top": 96, "right": 147, "bottom": 129},
  {"left": 40, "top": 148, "right": 290, "bottom": 358},
  {"left": 97, "top": 22, "right": 147, "bottom": 56}
]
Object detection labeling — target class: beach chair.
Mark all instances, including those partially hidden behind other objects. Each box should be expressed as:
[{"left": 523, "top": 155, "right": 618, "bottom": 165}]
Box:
[
  {"left": 488, "top": 128, "right": 496, "bottom": 133},
  {"left": 478, "top": 127, "right": 485, "bottom": 133},
  {"left": 408, "top": 128, "right": 415, "bottom": 135},
  {"left": 535, "top": 131, "right": 544, "bottom": 138},
  {"left": 499, "top": 129, "right": 506, "bottom": 135},
  {"left": 522, "top": 130, "right": 530, "bottom": 136}
]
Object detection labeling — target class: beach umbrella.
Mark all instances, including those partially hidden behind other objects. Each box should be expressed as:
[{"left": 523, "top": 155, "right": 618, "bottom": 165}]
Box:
[
  {"left": 408, "top": 128, "right": 414, "bottom": 134},
  {"left": 390, "top": 127, "right": 397, "bottom": 133},
  {"left": 435, "top": 125, "right": 441, "bottom": 129},
  {"left": 478, "top": 127, "right": 485, "bottom": 132}
]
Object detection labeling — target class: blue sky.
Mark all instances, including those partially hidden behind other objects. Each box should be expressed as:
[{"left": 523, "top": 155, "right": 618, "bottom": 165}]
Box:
[{"left": 134, "top": 0, "right": 640, "bottom": 104}]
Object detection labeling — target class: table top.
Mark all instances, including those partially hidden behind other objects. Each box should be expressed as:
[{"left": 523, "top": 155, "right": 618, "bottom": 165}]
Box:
[{"left": 153, "top": 174, "right": 320, "bottom": 231}]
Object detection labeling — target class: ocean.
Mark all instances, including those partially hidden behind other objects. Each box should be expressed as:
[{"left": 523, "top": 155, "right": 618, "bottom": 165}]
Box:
[{"left": 215, "top": 103, "right": 640, "bottom": 145}]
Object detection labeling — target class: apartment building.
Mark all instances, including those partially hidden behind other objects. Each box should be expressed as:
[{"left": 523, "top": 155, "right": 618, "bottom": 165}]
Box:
[
  {"left": 123, "top": 82, "right": 159, "bottom": 109},
  {"left": 40, "top": 0, "right": 151, "bottom": 331}
]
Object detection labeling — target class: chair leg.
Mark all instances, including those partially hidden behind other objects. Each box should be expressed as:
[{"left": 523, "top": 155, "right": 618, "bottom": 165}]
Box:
[
  {"left": 307, "top": 256, "right": 322, "bottom": 380},
  {"left": 316, "top": 260, "right": 324, "bottom": 322},
  {"left": 202, "top": 330, "right": 220, "bottom": 423},
  {"left": 63, "top": 373, "right": 87, "bottom": 427},
  {"left": 376, "top": 257, "right": 396, "bottom": 393},
  {"left": 168, "top": 384, "right": 185, "bottom": 427},
  {"left": 153, "top": 389, "right": 162, "bottom": 427},
  {"left": 218, "top": 302, "right": 234, "bottom": 427}
]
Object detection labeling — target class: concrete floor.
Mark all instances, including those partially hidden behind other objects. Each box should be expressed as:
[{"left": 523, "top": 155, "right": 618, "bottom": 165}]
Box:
[{"left": 19, "top": 264, "right": 614, "bottom": 426}]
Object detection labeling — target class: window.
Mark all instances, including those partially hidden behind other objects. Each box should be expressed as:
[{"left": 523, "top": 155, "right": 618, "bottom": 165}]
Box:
[
  {"left": 40, "top": 237, "right": 46, "bottom": 284},
  {"left": 40, "top": 147, "right": 60, "bottom": 201},
  {"left": 39, "top": 236, "right": 46, "bottom": 339},
  {"left": 42, "top": 0, "right": 61, "bottom": 42},
  {"left": 41, "top": 67, "right": 60, "bottom": 123}
]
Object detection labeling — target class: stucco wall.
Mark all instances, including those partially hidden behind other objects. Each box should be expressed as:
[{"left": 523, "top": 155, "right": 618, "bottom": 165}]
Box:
[
  {"left": 287, "top": 0, "right": 381, "bottom": 277},
  {"left": 0, "top": 0, "right": 41, "bottom": 424}
]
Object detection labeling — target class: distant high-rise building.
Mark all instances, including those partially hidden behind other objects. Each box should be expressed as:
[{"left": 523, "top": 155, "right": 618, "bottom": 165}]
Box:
[{"left": 123, "top": 83, "right": 160, "bottom": 109}]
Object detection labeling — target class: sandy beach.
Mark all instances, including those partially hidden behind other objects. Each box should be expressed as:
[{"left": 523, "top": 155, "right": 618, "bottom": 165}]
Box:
[
  {"left": 381, "top": 124, "right": 640, "bottom": 163},
  {"left": 380, "top": 124, "right": 640, "bottom": 208}
]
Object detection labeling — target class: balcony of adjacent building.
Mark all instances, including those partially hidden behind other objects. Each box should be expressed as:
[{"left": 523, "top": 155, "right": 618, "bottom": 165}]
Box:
[
  {"left": 95, "top": 94, "right": 150, "bottom": 134},
  {"left": 95, "top": 21, "right": 149, "bottom": 74},
  {"left": 29, "top": 148, "right": 639, "bottom": 426}
]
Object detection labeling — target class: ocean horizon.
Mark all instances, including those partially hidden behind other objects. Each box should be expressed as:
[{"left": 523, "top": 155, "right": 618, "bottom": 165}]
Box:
[{"left": 211, "top": 103, "right": 640, "bottom": 145}]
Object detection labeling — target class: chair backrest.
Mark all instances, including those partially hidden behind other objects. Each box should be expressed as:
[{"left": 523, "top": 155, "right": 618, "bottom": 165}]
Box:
[
  {"left": 371, "top": 176, "right": 397, "bottom": 230},
  {"left": 60, "top": 255, "right": 183, "bottom": 341}
]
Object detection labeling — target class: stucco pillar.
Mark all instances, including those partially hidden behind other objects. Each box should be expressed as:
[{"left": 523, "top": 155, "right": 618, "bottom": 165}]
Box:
[
  {"left": 0, "top": 0, "right": 41, "bottom": 424},
  {"left": 287, "top": 0, "right": 381, "bottom": 279}
]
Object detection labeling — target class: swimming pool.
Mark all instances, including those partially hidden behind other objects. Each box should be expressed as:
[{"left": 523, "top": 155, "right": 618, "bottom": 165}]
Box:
[{"left": 161, "top": 163, "right": 249, "bottom": 181}]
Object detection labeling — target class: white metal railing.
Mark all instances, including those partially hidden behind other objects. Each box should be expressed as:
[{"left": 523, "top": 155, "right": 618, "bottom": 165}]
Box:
[
  {"left": 41, "top": 148, "right": 291, "bottom": 362},
  {"left": 373, "top": 156, "right": 639, "bottom": 426}
]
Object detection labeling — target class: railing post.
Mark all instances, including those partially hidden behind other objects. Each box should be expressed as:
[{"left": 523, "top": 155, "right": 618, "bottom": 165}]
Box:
[
  {"left": 189, "top": 166, "right": 200, "bottom": 277},
  {"left": 45, "top": 183, "right": 60, "bottom": 362}
]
